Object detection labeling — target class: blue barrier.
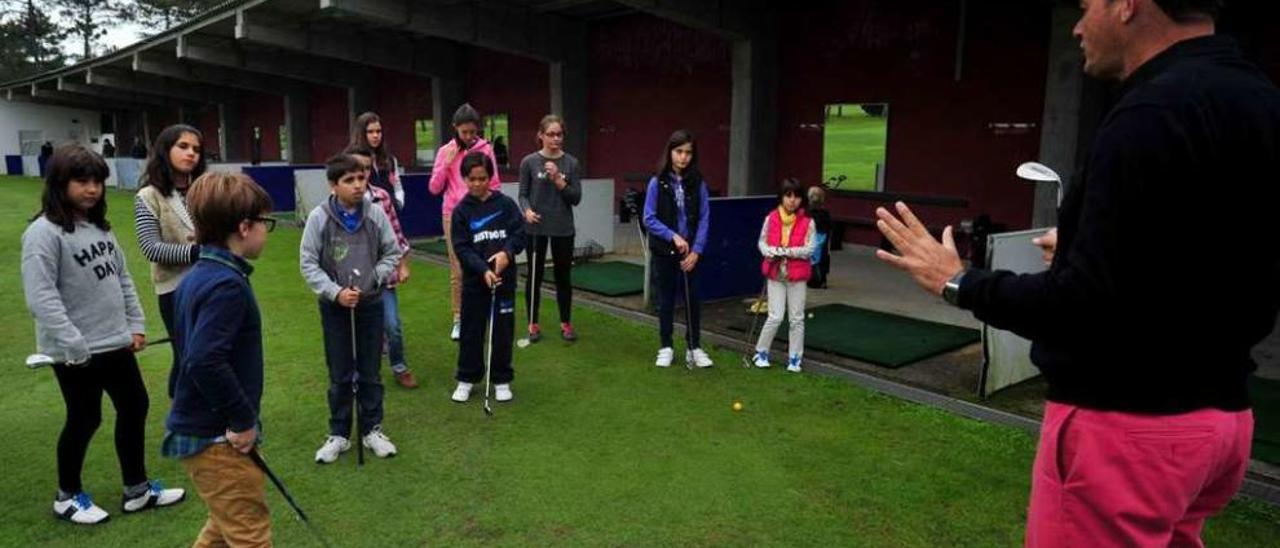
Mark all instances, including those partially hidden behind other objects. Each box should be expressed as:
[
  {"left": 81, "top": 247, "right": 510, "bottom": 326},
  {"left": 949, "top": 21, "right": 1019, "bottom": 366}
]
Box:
[
  {"left": 4, "top": 155, "right": 22, "bottom": 175},
  {"left": 399, "top": 173, "right": 444, "bottom": 238},
  {"left": 243, "top": 165, "right": 319, "bottom": 213},
  {"left": 696, "top": 196, "right": 776, "bottom": 302}
]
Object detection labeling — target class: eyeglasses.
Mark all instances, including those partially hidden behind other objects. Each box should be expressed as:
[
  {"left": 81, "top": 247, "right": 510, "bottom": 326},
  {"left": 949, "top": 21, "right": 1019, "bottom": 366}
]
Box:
[{"left": 250, "top": 216, "right": 277, "bottom": 233}]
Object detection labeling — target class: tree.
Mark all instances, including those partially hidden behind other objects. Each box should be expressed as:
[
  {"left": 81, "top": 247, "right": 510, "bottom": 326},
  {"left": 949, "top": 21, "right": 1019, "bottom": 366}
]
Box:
[
  {"left": 54, "top": 0, "right": 131, "bottom": 60},
  {"left": 133, "top": 0, "right": 220, "bottom": 34},
  {"left": 0, "top": 0, "right": 67, "bottom": 81}
]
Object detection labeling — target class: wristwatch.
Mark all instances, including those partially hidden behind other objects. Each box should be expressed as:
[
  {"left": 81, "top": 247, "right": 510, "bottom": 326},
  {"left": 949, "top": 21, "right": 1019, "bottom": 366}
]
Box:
[{"left": 942, "top": 269, "right": 967, "bottom": 306}]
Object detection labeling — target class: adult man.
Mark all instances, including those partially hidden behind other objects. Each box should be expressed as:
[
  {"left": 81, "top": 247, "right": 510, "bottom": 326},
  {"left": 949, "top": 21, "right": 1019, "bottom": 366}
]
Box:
[{"left": 874, "top": 0, "right": 1280, "bottom": 546}]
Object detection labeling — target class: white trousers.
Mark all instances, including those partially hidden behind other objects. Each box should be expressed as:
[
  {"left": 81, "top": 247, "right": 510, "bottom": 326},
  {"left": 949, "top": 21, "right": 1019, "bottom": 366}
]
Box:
[{"left": 754, "top": 278, "right": 807, "bottom": 357}]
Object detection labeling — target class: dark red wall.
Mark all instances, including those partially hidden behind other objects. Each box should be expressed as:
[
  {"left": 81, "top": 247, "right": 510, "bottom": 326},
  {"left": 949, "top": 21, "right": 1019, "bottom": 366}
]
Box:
[
  {"left": 588, "top": 13, "right": 732, "bottom": 198},
  {"left": 242, "top": 91, "right": 284, "bottom": 161},
  {"left": 372, "top": 69, "right": 432, "bottom": 170},
  {"left": 310, "top": 86, "right": 348, "bottom": 162},
  {"left": 465, "top": 48, "right": 548, "bottom": 180},
  {"left": 775, "top": 0, "right": 1049, "bottom": 244},
  {"left": 198, "top": 106, "right": 219, "bottom": 158}
]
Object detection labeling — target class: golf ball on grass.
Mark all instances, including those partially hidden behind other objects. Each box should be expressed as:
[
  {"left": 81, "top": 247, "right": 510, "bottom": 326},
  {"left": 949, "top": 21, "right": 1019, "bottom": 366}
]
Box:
[{"left": 732, "top": 401, "right": 744, "bottom": 412}]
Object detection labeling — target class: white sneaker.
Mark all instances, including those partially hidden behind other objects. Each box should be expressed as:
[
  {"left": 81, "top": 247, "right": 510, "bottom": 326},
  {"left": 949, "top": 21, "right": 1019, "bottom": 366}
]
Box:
[
  {"left": 495, "top": 384, "right": 513, "bottom": 402},
  {"left": 689, "top": 348, "right": 714, "bottom": 368},
  {"left": 752, "top": 351, "right": 771, "bottom": 368},
  {"left": 451, "top": 381, "right": 473, "bottom": 402},
  {"left": 362, "top": 427, "right": 397, "bottom": 458},
  {"left": 450, "top": 321, "right": 461, "bottom": 341},
  {"left": 314, "top": 435, "right": 351, "bottom": 464},
  {"left": 121, "top": 480, "right": 185, "bottom": 513},
  {"left": 787, "top": 354, "right": 803, "bottom": 373},
  {"left": 655, "top": 347, "right": 674, "bottom": 367},
  {"left": 53, "top": 492, "right": 110, "bottom": 525}
]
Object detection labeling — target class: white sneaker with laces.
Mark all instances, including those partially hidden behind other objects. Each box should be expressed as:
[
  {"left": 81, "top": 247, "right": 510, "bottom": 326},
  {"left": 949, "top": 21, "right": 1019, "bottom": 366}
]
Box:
[
  {"left": 314, "top": 435, "right": 350, "bottom": 464},
  {"left": 362, "top": 427, "right": 397, "bottom": 458},
  {"left": 451, "top": 381, "right": 473, "bottom": 402},
  {"left": 752, "top": 351, "right": 771, "bottom": 368},
  {"left": 689, "top": 348, "right": 714, "bottom": 368},
  {"left": 655, "top": 347, "right": 674, "bottom": 367},
  {"left": 495, "top": 384, "right": 513, "bottom": 402},
  {"left": 450, "top": 321, "right": 461, "bottom": 341},
  {"left": 122, "top": 480, "right": 185, "bottom": 513},
  {"left": 53, "top": 492, "right": 110, "bottom": 525},
  {"left": 787, "top": 354, "right": 803, "bottom": 373}
]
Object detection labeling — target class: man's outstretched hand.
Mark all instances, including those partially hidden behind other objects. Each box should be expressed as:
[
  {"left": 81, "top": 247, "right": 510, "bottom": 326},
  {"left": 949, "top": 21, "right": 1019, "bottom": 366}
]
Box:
[{"left": 874, "top": 202, "right": 964, "bottom": 296}]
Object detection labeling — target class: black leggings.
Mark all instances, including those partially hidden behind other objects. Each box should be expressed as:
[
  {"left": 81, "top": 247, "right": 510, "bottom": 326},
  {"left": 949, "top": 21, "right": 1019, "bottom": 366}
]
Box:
[
  {"left": 525, "top": 235, "right": 574, "bottom": 324},
  {"left": 52, "top": 347, "right": 150, "bottom": 493},
  {"left": 158, "top": 291, "right": 178, "bottom": 397}
]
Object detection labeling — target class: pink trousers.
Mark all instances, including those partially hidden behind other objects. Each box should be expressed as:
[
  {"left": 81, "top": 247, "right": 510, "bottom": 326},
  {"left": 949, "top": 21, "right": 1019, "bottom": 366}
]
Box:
[{"left": 1027, "top": 401, "right": 1253, "bottom": 548}]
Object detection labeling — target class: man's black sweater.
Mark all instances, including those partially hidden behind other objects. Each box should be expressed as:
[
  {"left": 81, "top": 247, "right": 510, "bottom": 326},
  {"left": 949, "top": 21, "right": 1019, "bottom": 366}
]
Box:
[{"left": 958, "top": 36, "right": 1280, "bottom": 414}]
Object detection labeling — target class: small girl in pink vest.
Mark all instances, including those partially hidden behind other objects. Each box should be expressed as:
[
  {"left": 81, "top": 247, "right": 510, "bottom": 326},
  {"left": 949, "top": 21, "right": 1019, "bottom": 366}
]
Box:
[{"left": 753, "top": 178, "right": 816, "bottom": 372}]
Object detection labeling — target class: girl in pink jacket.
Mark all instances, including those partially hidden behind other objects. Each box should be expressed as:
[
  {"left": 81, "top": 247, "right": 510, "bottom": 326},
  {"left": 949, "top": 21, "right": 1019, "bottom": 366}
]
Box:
[
  {"left": 752, "top": 178, "right": 815, "bottom": 372},
  {"left": 429, "top": 103, "right": 502, "bottom": 340}
]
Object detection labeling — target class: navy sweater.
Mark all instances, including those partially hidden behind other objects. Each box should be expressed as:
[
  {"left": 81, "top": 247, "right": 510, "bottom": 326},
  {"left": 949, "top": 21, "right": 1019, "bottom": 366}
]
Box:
[
  {"left": 958, "top": 36, "right": 1280, "bottom": 413},
  {"left": 450, "top": 191, "right": 526, "bottom": 291},
  {"left": 167, "top": 246, "right": 264, "bottom": 436}
]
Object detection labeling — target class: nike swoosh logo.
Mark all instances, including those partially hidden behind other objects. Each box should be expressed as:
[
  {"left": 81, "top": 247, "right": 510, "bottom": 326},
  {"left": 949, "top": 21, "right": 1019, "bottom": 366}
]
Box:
[{"left": 470, "top": 211, "right": 502, "bottom": 231}]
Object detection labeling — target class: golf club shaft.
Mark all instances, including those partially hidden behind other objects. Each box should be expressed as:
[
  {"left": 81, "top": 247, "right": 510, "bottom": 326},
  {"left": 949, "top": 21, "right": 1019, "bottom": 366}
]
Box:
[
  {"left": 485, "top": 286, "right": 496, "bottom": 415},
  {"left": 682, "top": 265, "right": 694, "bottom": 369},
  {"left": 249, "top": 449, "right": 335, "bottom": 548}
]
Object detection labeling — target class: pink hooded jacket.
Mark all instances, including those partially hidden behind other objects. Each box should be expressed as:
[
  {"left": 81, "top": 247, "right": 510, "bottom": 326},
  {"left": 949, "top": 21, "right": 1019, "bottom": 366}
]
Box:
[{"left": 428, "top": 137, "right": 503, "bottom": 216}]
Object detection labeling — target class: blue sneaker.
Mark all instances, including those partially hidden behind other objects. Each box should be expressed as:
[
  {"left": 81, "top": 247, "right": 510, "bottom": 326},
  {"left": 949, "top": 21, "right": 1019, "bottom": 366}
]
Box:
[
  {"left": 752, "top": 351, "right": 771, "bottom": 368},
  {"left": 786, "top": 355, "right": 802, "bottom": 373}
]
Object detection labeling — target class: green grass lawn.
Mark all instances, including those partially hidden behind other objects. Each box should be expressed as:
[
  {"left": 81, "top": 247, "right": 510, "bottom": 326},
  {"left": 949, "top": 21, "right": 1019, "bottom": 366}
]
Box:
[
  {"left": 1, "top": 175, "right": 1277, "bottom": 546},
  {"left": 823, "top": 105, "right": 888, "bottom": 192}
]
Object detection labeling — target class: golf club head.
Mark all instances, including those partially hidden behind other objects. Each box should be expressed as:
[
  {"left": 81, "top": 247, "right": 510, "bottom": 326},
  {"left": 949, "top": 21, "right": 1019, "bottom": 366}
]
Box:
[
  {"left": 740, "top": 355, "right": 753, "bottom": 369},
  {"left": 516, "top": 338, "right": 530, "bottom": 348},
  {"left": 1015, "top": 162, "right": 1061, "bottom": 183},
  {"left": 484, "top": 401, "right": 493, "bottom": 416},
  {"left": 25, "top": 353, "right": 55, "bottom": 369}
]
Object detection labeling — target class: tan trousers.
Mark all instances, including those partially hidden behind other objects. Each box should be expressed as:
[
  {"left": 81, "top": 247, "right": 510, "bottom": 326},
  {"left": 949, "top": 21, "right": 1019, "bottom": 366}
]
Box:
[
  {"left": 181, "top": 443, "right": 272, "bottom": 548},
  {"left": 443, "top": 213, "right": 462, "bottom": 320}
]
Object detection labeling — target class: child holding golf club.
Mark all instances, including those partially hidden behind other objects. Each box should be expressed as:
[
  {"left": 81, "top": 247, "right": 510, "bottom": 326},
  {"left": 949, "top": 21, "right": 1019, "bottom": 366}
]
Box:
[
  {"left": 751, "top": 178, "right": 816, "bottom": 372},
  {"left": 301, "top": 154, "right": 403, "bottom": 464},
  {"left": 518, "top": 114, "right": 583, "bottom": 343},
  {"left": 347, "top": 145, "right": 418, "bottom": 389},
  {"left": 643, "top": 129, "right": 713, "bottom": 368},
  {"left": 21, "top": 144, "right": 185, "bottom": 525},
  {"left": 450, "top": 152, "right": 525, "bottom": 405},
  {"left": 429, "top": 103, "right": 503, "bottom": 341},
  {"left": 163, "top": 171, "right": 274, "bottom": 546}
]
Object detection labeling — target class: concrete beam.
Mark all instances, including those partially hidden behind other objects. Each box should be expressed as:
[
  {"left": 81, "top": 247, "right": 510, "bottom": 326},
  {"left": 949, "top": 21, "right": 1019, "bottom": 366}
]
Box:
[
  {"left": 235, "top": 8, "right": 458, "bottom": 78},
  {"left": 727, "top": 32, "right": 778, "bottom": 197},
  {"left": 323, "top": 0, "right": 581, "bottom": 63},
  {"left": 133, "top": 52, "right": 301, "bottom": 96},
  {"left": 173, "top": 39, "right": 368, "bottom": 88},
  {"left": 613, "top": 0, "right": 756, "bottom": 39},
  {"left": 51, "top": 78, "right": 187, "bottom": 109},
  {"left": 7, "top": 86, "right": 116, "bottom": 112},
  {"left": 86, "top": 66, "right": 234, "bottom": 105}
]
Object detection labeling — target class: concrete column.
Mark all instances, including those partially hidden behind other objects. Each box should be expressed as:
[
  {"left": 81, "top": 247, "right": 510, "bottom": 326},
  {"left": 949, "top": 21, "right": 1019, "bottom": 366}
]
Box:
[
  {"left": 219, "top": 98, "right": 246, "bottom": 162},
  {"left": 1033, "top": 4, "right": 1085, "bottom": 227},
  {"left": 431, "top": 76, "right": 466, "bottom": 156},
  {"left": 728, "top": 31, "right": 778, "bottom": 197},
  {"left": 284, "top": 92, "right": 311, "bottom": 164},
  {"left": 551, "top": 48, "right": 589, "bottom": 172},
  {"left": 347, "top": 85, "right": 374, "bottom": 124}
]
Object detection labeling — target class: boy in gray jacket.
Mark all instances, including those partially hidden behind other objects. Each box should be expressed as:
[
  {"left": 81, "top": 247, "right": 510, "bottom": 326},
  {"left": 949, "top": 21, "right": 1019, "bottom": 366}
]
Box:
[{"left": 300, "top": 154, "right": 403, "bottom": 464}]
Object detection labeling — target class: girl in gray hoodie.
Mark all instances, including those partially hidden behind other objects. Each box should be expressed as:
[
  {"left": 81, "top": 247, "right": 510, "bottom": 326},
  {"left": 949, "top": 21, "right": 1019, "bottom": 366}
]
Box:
[{"left": 21, "top": 145, "right": 184, "bottom": 525}]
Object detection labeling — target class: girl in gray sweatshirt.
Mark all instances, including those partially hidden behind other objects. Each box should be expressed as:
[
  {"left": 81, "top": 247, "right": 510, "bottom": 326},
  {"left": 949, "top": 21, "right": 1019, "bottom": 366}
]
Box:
[{"left": 21, "top": 144, "right": 184, "bottom": 525}]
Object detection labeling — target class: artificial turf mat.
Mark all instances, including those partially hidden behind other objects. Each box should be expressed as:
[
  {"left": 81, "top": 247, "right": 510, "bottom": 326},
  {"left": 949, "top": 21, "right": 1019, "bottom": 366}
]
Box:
[
  {"left": 731, "top": 303, "right": 980, "bottom": 368},
  {"left": 569, "top": 261, "right": 645, "bottom": 297}
]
